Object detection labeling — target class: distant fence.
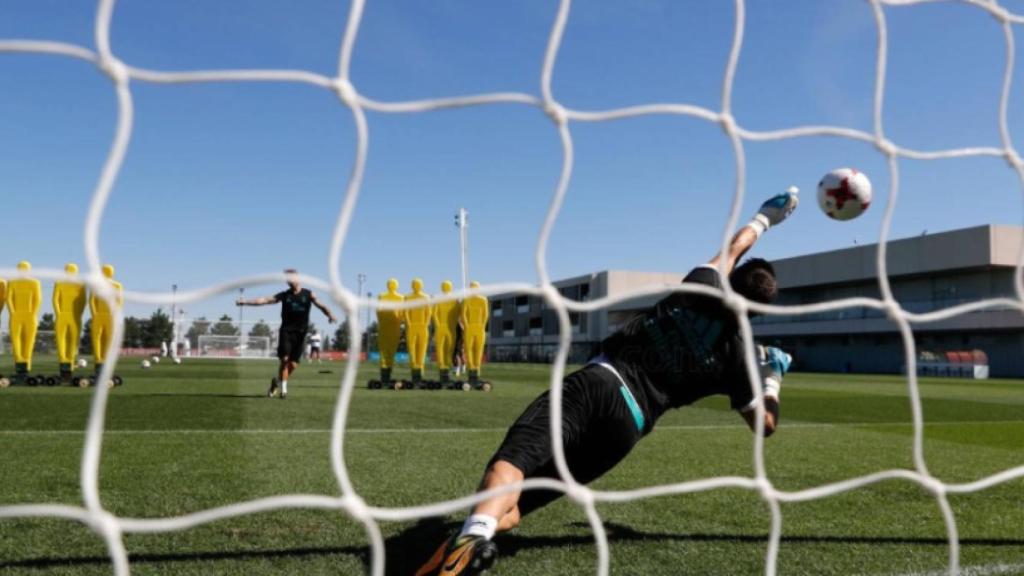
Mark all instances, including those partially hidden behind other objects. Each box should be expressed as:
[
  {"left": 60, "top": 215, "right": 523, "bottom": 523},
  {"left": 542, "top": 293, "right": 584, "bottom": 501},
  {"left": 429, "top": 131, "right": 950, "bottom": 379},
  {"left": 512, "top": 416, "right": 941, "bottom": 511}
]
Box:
[{"left": 912, "top": 349, "right": 989, "bottom": 379}]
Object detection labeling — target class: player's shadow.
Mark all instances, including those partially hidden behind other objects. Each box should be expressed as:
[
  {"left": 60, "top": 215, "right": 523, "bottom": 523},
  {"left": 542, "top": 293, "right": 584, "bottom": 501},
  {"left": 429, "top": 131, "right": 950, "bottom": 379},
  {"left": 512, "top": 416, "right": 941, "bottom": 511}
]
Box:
[
  {"left": 383, "top": 517, "right": 460, "bottom": 575},
  {"left": 146, "top": 393, "right": 267, "bottom": 399},
  {"left": 495, "top": 521, "right": 1024, "bottom": 555},
  {"left": 7, "top": 519, "right": 1024, "bottom": 573},
  {"left": 380, "top": 518, "right": 1024, "bottom": 574}
]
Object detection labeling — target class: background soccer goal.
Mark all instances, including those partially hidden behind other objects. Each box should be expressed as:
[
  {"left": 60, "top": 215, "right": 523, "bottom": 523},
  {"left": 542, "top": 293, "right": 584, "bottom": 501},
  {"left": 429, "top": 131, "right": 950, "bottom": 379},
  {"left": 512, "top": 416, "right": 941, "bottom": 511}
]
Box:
[{"left": 196, "top": 335, "right": 273, "bottom": 359}]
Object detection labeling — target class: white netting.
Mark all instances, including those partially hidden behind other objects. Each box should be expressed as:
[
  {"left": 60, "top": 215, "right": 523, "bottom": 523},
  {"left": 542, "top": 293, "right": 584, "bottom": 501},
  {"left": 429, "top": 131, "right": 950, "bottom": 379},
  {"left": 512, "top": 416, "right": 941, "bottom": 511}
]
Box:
[
  {"left": 1, "top": 0, "right": 1023, "bottom": 574},
  {"left": 197, "top": 335, "right": 273, "bottom": 359}
]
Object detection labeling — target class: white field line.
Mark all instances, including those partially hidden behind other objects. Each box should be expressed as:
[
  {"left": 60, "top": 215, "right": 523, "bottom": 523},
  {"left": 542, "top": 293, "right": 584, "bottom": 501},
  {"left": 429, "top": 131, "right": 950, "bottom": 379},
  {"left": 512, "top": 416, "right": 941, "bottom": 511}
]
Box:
[
  {"left": 878, "top": 562, "right": 1024, "bottom": 576},
  {"left": 0, "top": 420, "right": 1021, "bottom": 435}
]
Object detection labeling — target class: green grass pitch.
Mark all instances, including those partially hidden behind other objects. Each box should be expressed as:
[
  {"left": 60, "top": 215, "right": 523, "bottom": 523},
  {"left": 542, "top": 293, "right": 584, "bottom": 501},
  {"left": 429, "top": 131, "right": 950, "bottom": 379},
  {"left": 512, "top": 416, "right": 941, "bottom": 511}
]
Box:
[{"left": 1, "top": 357, "right": 1023, "bottom": 575}]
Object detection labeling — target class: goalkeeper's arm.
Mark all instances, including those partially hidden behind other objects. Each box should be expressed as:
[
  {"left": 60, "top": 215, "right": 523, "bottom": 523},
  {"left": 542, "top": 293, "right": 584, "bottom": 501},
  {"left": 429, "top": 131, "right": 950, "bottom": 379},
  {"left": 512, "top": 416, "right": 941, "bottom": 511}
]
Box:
[
  {"left": 739, "top": 345, "right": 791, "bottom": 437},
  {"left": 742, "top": 397, "right": 779, "bottom": 437},
  {"left": 708, "top": 187, "right": 798, "bottom": 274}
]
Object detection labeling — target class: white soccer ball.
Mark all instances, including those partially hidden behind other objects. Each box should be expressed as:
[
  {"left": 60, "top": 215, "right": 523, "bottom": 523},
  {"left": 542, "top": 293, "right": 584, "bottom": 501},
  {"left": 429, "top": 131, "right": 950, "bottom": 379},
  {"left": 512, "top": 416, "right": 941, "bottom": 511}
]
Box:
[
  {"left": 141, "top": 360, "right": 151, "bottom": 369},
  {"left": 77, "top": 358, "right": 88, "bottom": 369},
  {"left": 817, "top": 168, "right": 872, "bottom": 221},
  {"left": 173, "top": 357, "right": 182, "bottom": 365},
  {"left": 151, "top": 356, "right": 160, "bottom": 364}
]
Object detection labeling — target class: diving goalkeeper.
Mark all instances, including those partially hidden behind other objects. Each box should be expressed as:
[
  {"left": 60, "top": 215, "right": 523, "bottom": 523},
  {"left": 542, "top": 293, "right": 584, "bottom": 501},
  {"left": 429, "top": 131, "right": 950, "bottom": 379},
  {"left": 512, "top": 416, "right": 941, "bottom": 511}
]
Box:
[
  {"left": 415, "top": 189, "right": 798, "bottom": 576},
  {"left": 235, "top": 269, "right": 336, "bottom": 399}
]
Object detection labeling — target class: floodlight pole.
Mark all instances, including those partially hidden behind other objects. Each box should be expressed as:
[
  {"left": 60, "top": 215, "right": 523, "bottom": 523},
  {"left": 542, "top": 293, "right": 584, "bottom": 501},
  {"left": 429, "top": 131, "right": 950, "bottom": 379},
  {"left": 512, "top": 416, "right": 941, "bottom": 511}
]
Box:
[
  {"left": 455, "top": 208, "right": 469, "bottom": 291},
  {"left": 357, "top": 273, "right": 367, "bottom": 352},
  {"left": 238, "top": 287, "right": 245, "bottom": 348},
  {"left": 366, "top": 292, "right": 372, "bottom": 336},
  {"left": 171, "top": 284, "right": 178, "bottom": 356},
  {"left": 357, "top": 273, "right": 366, "bottom": 326}
]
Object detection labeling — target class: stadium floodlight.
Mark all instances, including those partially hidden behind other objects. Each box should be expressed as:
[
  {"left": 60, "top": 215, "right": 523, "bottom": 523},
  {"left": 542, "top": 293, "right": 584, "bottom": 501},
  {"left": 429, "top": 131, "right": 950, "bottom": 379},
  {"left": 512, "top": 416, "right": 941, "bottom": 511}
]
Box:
[
  {"left": 357, "top": 272, "right": 366, "bottom": 330},
  {"left": 455, "top": 207, "right": 469, "bottom": 291},
  {"left": 170, "top": 284, "right": 177, "bottom": 357},
  {"left": 238, "top": 287, "right": 246, "bottom": 350}
]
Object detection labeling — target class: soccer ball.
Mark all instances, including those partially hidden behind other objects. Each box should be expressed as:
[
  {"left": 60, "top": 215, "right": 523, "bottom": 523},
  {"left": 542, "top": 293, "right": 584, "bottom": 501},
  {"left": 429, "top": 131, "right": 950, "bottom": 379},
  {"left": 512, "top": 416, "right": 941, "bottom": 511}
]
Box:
[
  {"left": 77, "top": 358, "right": 88, "bottom": 368},
  {"left": 151, "top": 356, "right": 160, "bottom": 364},
  {"left": 141, "top": 360, "right": 151, "bottom": 369},
  {"left": 817, "top": 168, "right": 872, "bottom": 221},
  {"left": 173, "top": 357, "right": 182, "bottom": 365}
]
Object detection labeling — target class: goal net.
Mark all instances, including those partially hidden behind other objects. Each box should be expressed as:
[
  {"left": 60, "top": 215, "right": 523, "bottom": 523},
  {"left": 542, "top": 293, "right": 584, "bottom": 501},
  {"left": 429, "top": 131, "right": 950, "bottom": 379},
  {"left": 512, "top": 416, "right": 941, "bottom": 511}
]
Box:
[
  {"left": 196, "top": 335, "right": 273, "bottom": 359},
  {"left": 1, "top": 1, "right": 1023, "bottom": 575}
]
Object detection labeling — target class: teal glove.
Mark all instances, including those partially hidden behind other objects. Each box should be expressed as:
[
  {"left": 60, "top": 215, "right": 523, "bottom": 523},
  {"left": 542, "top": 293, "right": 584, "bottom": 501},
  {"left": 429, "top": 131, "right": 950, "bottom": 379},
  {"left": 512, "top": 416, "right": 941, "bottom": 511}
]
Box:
[
  {"left": 749, "top": 187, "right": 799, "bottom": 236},
  {"left": 757, "top": 345, "right": 791, "bottom": 399}
]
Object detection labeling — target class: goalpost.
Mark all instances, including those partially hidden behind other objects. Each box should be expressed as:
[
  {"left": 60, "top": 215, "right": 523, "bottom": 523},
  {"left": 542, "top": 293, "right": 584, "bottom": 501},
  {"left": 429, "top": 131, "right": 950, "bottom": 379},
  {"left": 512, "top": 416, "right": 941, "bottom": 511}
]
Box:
[
  {"left": 1, "top": 1, "right": 1023, "bottom": 576},
  {"left": 196, "top": 335, "right": 273, "bottom": 359}
]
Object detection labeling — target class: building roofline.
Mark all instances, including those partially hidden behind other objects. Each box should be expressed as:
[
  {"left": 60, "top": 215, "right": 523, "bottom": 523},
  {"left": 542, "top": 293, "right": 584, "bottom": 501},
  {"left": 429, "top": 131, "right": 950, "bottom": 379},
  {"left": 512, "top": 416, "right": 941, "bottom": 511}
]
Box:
[{"left": 771, "top": 224, "right": 1023, "bottom": 289}]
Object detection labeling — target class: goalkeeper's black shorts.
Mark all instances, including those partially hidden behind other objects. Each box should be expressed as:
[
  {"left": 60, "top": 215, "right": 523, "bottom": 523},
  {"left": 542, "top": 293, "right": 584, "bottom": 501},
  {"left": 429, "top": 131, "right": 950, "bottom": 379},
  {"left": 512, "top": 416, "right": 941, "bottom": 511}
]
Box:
[
  {"left": 278, "top": 328, "right": 307, "bottom": 363},
  {"left": 488, "top": 362, "right": 648, "bottom": 517}
]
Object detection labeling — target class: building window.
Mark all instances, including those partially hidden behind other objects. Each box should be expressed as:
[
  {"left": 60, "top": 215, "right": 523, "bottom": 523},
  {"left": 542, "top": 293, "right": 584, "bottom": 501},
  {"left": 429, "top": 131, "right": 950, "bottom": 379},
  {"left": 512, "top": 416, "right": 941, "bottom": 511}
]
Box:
[
  {"left": 580, "top": 283, "right": 590, "bottom": 300},
  {"left": 515, "top": 295, "right": 529, "bottom": 314},
  {"left": 502, "top": 320, "right": 514, "bottom": 338},
  {"left": 570, "top": 312, "right": 585, "bottom": 334},
  {"left": 529, "top": 317, "right": 543, "bottom": 336},
  {"left": 493, "top": 307, "right": 503, "bottom": 318}
]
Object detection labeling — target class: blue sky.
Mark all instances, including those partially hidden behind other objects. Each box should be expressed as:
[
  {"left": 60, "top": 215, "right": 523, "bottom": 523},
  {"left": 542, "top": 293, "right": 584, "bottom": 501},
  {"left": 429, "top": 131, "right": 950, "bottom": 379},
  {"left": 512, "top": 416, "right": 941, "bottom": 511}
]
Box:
[{"left": 1, "top": 0, "right": 1022, "bottom": 324}]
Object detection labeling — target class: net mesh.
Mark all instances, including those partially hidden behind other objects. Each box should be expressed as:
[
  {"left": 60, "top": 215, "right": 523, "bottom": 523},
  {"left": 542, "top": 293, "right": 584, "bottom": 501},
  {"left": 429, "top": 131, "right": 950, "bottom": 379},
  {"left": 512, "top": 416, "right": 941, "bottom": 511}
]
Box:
[
  {"left": 197, "top": 335, "right": 273, "bottom": 359},
  {"left": 1, "top": 0, "right": 1024, "bottom": 574}
]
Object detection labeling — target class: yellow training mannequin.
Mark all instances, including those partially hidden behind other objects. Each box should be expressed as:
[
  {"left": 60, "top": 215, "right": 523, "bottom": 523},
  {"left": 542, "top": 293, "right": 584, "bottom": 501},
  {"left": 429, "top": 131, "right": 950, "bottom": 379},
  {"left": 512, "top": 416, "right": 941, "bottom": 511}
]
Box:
[
  {"left": 90, "top": 264, "right": 123, "bottom": 368},
  {"left": 376, "top": 278, "right": 404, "bottom": 382},
  {"left": 53, "top": 263, "right": 88, "bottom": 374},
  {"left": 461, "top": 280, "right": 490, "bottom": 383},
  {"left": 430, "top": 280, "right": 460, "bottom": 380},
  {"left": 7, "top": 261, "right": 42, "bottom": 373},
  {"left": 404, "top": 278, "right": 432, "bottom": 381}
]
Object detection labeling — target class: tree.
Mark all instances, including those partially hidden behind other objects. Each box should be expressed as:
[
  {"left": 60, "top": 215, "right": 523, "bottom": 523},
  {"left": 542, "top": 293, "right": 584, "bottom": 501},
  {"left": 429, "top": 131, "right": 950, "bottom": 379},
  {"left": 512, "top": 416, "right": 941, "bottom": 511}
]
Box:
[
  {"left": 186, "top": 316, "right": 211, "bottom": 348},
  {"left": 80, "top": 318, "right": 92, "bottom": 354},
  {"left": 39, "top": 313, "right": 55, "bottom": 332},
  {"left": 143, "top": 308, "right": 173, "bottom": 347},
  {"left": 361, "top": 321, "right": 379, "bottom": 353},
  {"left": 211, "top": 314, "right": 239, "bottom": 336},
  {"left": 249, "top": 320, "right": 273, "bottom": 339},
  {"left": 333, "top": 319, "right": 350, "bottom": 351},
  {"left": 123, "top": 317, "right": 145, "bottom": 348}
]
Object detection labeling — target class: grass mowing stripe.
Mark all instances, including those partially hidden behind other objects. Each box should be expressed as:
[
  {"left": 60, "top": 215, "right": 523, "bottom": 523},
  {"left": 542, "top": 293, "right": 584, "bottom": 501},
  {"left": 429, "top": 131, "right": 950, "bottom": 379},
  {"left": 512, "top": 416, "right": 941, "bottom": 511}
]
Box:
[
  {"left": 1, "top": 420, "right": 1021, "bottom": 434},
  {"left": 4, "top": 360, "right": 1024, "bottom": 575},
  {"left": 878, "top": 562, "right": 1024, "bottom": 576}
]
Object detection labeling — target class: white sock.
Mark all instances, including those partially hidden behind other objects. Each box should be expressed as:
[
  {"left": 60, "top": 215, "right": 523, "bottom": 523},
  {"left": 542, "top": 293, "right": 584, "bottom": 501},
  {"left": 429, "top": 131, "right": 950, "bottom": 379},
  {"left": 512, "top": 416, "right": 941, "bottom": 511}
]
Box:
[
  {"left": 281, "top": 380, "right": 288, "bottom": 394},
  {"left": 459, "top": 514, "right": 497, "bottom": 540}
]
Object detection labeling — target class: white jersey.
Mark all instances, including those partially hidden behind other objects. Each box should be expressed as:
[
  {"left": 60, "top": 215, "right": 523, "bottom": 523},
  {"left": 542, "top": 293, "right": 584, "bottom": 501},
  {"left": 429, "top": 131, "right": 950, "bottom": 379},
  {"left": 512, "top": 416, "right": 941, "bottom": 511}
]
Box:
[{"left": 310, "top": 333, "right": 322, "bottom": 348}]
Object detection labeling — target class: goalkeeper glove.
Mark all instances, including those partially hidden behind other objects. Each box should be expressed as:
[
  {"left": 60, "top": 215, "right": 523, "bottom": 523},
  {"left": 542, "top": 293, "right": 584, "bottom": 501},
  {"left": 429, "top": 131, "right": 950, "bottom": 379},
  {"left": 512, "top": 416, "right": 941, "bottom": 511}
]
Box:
[
  {"left": 747, "top": 186, "right": 799, "bottom": 238},
  {"left": 757, "top": 345, "right": 791, "bottom": 399}
]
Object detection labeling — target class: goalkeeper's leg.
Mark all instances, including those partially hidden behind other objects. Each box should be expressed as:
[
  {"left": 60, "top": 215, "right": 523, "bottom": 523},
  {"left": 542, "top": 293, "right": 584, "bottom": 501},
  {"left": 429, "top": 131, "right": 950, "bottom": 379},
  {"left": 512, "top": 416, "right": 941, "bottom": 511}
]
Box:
[{"left": 416, "top": 363, "right": 646, "bottom": 575}]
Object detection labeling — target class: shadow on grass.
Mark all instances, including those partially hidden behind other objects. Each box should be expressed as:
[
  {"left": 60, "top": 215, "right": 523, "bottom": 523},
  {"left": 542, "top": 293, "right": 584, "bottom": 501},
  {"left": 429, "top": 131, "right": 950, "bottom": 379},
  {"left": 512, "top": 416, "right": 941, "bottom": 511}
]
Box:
[
  {"left": 5, "top": 519, "right": 1022, "bottom": 573},
  {"left": 0, "top": 544, "right": 366, "bottom": 571},
  {"left": 146, "top": 393, "right": 267, "bottom": 399},
  {"left": 380, "top": 519, "right": 1024, "bottom": 575}
]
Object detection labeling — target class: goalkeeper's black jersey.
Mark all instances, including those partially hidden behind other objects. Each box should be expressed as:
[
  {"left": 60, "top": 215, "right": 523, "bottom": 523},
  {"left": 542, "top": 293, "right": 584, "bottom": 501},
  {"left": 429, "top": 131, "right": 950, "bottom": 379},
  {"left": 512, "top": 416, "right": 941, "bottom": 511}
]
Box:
[
  {"left": 599, "top": 266, "right": 756, "bottom": 421},
  {"left": 275, "top": 288, "right": 313, "bottom": 331}
]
